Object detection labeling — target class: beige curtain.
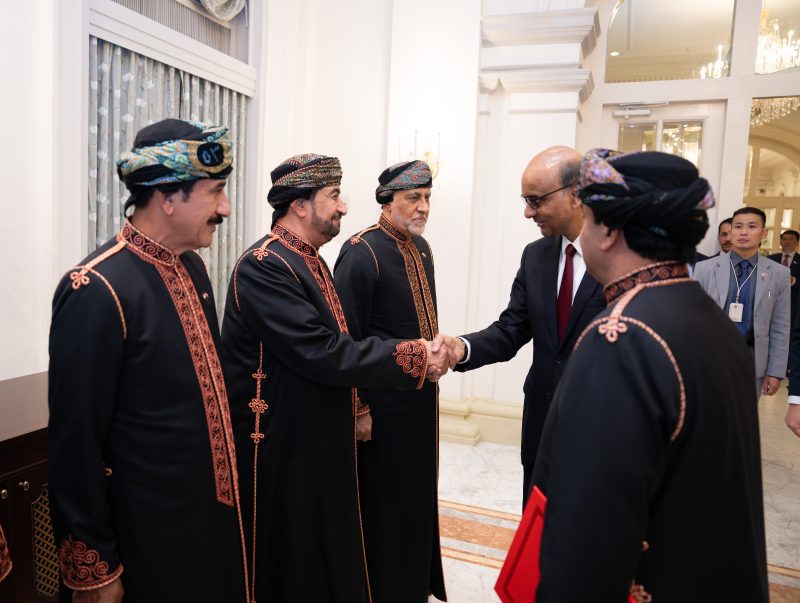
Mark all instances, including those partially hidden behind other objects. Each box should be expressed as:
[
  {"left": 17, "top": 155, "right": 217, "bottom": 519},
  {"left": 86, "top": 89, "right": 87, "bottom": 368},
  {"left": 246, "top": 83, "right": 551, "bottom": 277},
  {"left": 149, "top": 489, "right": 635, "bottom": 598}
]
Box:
[{"left": 89, "top": 36, "right": 247, "bottom": 314}]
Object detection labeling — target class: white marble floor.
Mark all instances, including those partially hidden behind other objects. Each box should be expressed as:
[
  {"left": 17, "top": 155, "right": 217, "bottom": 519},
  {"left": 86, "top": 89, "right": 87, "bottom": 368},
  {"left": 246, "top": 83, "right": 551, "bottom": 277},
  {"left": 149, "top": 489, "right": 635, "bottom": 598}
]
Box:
[
  {"left": 434, "top": 388, "right": 800, "bottom": 602},
  {"left": 759, "top": 386, "right": 800, "bottom": 572},
  {"left": 434, "top": 441, "right": 519, "bottom": 603}
]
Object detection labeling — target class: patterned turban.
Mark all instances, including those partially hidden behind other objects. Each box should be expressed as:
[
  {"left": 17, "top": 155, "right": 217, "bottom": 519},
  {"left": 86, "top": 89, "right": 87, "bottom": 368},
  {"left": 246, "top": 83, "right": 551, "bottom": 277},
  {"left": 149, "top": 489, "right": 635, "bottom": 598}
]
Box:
[
  {"left": 375, "top": 160, "right": 433, "bottom": 204},
  {"left": 267, "top": 154, "right": 342, "bottom": 209},
  {"left": 578, "top": 148, "right": 714, "bottom": 247},
  {"left": 117, "top": 118, "right": 233, "bottom": 187}
]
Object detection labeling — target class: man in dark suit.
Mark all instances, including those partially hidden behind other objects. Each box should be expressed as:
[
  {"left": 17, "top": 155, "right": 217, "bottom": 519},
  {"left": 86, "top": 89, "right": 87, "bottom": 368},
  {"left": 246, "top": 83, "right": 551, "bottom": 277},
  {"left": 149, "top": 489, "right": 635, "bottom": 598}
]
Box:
[
  {"left": 710, "top": 217, "right": 733, "bottom": 257},
  {"left": 435, "top": 146, "right": 606, "bottom": 507},
  {"left": 768, "top": 229, "right": 800, "bottom": 331}
]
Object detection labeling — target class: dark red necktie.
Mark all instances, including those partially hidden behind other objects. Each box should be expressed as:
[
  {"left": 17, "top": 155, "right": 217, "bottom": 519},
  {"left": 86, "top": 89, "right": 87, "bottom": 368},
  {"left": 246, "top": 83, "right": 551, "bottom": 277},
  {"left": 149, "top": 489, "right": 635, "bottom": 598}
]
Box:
[
  {"left": 783, "top": 254, "right": 790, "bottom": 266},
  {"left": 557, "top": 243, "right": 576, "bottom": 341}
]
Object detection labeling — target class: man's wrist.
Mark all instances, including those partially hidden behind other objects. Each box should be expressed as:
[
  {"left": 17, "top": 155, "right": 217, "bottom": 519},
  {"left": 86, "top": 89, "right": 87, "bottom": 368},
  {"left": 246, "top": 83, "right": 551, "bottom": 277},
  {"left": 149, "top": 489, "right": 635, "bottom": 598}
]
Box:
[
  {"left": 787, "top": 395, "right": 800, "bottom": 405},
  {"left": 457, "top": 337, "right": 471, "bottom": 364}
]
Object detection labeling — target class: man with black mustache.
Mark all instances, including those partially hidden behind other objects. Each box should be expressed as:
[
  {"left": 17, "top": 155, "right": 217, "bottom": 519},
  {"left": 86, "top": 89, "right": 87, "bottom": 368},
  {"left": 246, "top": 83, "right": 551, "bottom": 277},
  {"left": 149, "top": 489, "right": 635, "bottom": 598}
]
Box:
[{"left": 48, "top": 119, "right": 248, "bottom": 602}]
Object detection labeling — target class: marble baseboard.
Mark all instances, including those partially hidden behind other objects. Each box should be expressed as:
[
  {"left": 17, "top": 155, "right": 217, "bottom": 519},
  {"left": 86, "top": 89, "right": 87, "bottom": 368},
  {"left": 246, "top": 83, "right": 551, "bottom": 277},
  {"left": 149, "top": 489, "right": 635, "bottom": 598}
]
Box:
[{"left": 440, "top": 398, "right": 522, "bottom": 447}]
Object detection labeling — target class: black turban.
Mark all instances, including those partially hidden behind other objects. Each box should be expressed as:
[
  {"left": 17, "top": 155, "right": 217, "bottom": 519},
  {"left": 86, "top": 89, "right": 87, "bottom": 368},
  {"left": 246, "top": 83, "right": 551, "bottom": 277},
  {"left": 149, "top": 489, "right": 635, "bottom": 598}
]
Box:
[
  {"left": 578, "top": 148, "right": 715, "bottom": 248},
  {"left": 375, "top": 160, "right": 433, "bottom": 204}
]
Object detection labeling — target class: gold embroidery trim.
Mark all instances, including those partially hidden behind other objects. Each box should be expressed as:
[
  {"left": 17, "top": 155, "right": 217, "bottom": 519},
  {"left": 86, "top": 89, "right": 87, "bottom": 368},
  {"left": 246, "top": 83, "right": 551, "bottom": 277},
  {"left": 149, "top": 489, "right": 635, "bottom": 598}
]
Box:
[
  {"left": 150, "top": 258, "right": 250, "bottom": 598},
  {"left": 352, "top": 391, "right": 373, "bottom": 603},
  {"left": 234, "top": 237, "right": 299, "bottom": 310},
  {"left": 69, "top": 240, "right": 127, "bottom": 290},
  {"left": 350, "top": 224, "right": 381, "bottom": 277},
  {"left": 575, "top": 281, "right": 688, "bottom": 442},
  {"left": 67, "top": 240, "right": 128, "bottom": 339},
  {"left": 194, "top": 249, "right": 209, "bottom": 274},
  {"left": 280, "top": 239, "right": 374, "bottom": 599},
  {"left": 248, "top": 342, "right": 268, "bottom": 602},
  {"left": 0, "top": 525, "right": 11, "bottom": 583},
  {"left": 378, "top": 214, "right": 438, "bottom": 340},
  {"left": 119, "top": 221, "right": 176, "bottom": 266},
  {"left": 392, "top": 238, "right": 438, "bottom": 340},
  {"left": 82, "top": 268, "right": 127, "bottom": 340},
  {"left": 393, "top": 339, "right": 429, "bottom": 389},
  {"left": 57, "top": 536, "right": 124, "bottom": 591}
]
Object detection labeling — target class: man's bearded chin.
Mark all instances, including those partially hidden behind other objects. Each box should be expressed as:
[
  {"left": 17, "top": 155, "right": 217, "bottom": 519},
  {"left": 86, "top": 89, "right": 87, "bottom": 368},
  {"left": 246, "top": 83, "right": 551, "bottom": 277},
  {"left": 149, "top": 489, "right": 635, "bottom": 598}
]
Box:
[
  {"left": 329, "top": 215, "right": 342, "bottom": 237},
  {"left": 312, "top": 211, "right": 342, "bottom": 240},
  {"left": 408, "top": 217, "right": 427, "bottom": 236}
]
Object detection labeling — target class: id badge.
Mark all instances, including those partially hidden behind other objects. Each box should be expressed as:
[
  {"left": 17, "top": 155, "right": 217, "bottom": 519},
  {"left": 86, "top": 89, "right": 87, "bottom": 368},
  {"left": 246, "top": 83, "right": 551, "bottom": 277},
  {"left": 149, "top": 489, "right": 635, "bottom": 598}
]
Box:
[{"left": 728, "top": 302, "right": 744, "bottom": 322}]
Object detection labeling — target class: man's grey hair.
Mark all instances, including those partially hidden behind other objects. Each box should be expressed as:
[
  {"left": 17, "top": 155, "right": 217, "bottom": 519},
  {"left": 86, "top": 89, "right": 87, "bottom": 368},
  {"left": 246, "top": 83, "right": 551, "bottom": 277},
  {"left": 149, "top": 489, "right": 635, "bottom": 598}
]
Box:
[{"left": 559, "top": 159, "right": 580, "bottom": 189}]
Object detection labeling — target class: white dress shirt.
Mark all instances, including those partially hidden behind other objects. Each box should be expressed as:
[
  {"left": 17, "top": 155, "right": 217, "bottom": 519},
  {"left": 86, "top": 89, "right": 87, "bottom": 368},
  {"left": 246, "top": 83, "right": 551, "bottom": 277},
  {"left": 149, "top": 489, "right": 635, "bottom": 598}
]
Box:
[
  {"left": 459, "top": 235, "right": 587, "bottom": 365},
  {"left": 556, "top": 235, "right": 586, "bottom": 303}
]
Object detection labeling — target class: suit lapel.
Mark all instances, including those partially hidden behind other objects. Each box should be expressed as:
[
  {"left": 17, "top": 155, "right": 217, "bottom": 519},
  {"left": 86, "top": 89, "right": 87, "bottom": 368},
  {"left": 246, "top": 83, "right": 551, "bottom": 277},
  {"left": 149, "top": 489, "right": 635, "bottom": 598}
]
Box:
[
  {"left": 542, "top": 238, "right": 560, "bottom": 350},
  {"left": 755, "top": 256, "right": 770, "bottom": 310},
  {"left": 715, "top": 256, "right": 730, "bottom": 306},
  {"left": 559, "top": 274, "right": 600, "bottom": 350}
]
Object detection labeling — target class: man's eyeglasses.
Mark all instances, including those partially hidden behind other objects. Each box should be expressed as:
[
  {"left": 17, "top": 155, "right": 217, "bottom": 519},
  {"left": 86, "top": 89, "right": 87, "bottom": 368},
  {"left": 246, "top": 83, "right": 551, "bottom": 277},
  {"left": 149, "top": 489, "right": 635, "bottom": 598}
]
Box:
[{"left": 520, "top": 182, "right": 576, "bottom": 210}]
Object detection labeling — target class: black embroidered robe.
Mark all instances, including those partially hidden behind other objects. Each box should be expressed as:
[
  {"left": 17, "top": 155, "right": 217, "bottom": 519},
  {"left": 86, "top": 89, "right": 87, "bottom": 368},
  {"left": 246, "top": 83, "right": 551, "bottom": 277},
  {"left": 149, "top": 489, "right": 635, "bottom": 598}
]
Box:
[
  {"left": 333, "top": 214, "right": 446, "bottom": 603},
  {"left": 0, "top": 524, "right": 11, "bottom": 584},
  {"left": 221, "top": 224, "right": 430, "bottom": 603},
  {"left": 48, "top": 222, "right": 247, "bottom": 602},
  {"left": 531, "top": 262, "right": 768, "bottom": 602}
]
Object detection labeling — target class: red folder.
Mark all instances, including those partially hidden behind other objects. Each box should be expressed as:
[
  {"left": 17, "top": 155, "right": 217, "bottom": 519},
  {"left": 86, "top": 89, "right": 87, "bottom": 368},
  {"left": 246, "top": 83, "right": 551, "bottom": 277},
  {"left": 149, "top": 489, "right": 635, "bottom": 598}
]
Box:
[
  {"left": 494, "top": 485, "right": 547, "bottom": 603},
  {"left": 494, "top": 486, "right": 636, "bottom": 603}
]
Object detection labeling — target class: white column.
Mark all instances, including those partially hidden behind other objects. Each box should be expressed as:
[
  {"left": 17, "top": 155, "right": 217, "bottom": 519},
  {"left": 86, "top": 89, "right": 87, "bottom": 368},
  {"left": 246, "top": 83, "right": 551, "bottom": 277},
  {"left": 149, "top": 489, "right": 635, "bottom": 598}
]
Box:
[
  {"left": 0, "top": 0, "right": 61, "bottom": 381},
  {"left": 383, "top": 0, "right": 483, "bottom": 443},
  {"left": 450, "top": 1, "right": 599, "bottom": 445}
]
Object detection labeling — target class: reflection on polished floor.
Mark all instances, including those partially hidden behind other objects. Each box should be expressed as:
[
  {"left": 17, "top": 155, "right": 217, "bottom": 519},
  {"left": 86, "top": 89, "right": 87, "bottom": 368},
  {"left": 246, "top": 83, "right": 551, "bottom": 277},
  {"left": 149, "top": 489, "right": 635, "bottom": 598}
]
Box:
[{"left": 433, "top": 388, "right": 800, "bottom": 602}]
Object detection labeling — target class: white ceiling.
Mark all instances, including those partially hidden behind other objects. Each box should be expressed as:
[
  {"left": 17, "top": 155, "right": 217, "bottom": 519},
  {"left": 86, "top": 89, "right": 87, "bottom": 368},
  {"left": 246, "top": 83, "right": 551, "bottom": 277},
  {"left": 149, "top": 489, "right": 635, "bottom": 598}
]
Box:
[{"left": 604, "top": 0, "right": 800, "bottom": 82}]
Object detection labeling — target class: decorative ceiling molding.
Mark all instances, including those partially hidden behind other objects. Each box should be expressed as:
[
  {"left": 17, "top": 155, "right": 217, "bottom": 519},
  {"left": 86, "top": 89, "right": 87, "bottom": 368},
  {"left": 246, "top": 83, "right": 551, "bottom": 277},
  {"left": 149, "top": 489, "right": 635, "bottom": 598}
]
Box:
[
  {"left": 482, "top": 8, "right": 600, "bottom": 57},
  {"left": 481, "top": 44, "right": 581, "bottom": 72},
  {"left": 479, "top": 68, "right": 594, "bottom": 103}
]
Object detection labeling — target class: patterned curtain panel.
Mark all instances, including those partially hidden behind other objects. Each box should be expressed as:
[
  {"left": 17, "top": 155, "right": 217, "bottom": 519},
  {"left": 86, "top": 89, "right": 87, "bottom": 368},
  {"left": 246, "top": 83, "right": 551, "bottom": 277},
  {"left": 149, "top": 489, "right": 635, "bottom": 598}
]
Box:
[{"left": 88, "top": 36, "right": 247, "bottom": 314}]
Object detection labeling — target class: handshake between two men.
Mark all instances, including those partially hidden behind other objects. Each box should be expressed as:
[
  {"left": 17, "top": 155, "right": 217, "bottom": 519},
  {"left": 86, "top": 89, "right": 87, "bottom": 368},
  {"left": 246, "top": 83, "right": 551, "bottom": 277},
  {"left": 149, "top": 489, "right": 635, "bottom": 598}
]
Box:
[
  {"left": 356, "top": 334, "right": 465, "bottom": 442},
  {"left": 424, "top": 333, "right": 465, "bottom": 382}
]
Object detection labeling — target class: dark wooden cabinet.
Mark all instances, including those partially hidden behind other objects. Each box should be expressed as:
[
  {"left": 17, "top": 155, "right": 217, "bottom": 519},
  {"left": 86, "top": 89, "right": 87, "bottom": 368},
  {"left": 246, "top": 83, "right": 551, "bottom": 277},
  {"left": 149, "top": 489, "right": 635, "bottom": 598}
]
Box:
[{"left": 0, "top": 430, "right": 59, "bottom": 603}]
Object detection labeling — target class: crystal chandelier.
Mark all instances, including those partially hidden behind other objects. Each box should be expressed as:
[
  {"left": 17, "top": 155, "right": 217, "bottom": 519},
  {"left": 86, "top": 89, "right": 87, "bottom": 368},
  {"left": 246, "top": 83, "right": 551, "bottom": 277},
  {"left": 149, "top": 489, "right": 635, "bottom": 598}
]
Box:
[
  {"left": 698, "top": 45, "right": 729, "bottom": 79},
  {"left": 756, "top": 7, "right": 800, "bottom": 74},
  {"left": 751, "top": 96, "right": 800, "bottom": 128}
]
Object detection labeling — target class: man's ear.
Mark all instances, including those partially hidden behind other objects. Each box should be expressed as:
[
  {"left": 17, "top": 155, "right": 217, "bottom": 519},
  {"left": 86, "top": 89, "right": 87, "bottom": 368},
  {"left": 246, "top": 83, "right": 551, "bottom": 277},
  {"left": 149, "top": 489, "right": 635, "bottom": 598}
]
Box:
[
  {"left": 569, "top": 186, "right": 581, "bottom": 209},
  {"left": 153, "top": 190, "right": 176, "bottom": 216},
  {"left": 289, "top": 198, "right": 307, "bottom": 218},
  {"left": 600, "top": 227, "right": 623, "bottom": 252}
]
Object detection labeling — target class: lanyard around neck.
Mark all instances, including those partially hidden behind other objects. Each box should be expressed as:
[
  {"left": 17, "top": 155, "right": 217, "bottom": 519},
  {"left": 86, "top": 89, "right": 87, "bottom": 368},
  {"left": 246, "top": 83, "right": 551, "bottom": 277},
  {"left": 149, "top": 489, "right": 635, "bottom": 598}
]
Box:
[{"left": 730, "top": 259, "right": 755, "bottom": 303}]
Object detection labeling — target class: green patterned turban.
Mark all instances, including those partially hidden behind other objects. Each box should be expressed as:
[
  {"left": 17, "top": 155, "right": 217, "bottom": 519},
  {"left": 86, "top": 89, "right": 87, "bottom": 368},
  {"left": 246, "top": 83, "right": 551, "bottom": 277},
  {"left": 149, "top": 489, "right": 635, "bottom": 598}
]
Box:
[{"left": 116, "top": 118, "right": 233, "bottom": 187}]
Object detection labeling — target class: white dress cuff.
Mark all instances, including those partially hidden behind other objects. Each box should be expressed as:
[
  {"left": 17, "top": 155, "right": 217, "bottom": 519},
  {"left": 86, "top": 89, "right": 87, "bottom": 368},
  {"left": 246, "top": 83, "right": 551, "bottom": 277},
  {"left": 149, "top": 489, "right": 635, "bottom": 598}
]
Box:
[{"left": 458, "top": 337, "right": 471, "bottom": 365}]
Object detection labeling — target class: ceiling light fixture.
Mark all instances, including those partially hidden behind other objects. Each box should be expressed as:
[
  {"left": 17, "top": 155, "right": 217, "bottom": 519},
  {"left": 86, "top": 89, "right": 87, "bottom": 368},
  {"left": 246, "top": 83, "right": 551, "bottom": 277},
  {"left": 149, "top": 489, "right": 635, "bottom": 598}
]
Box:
[
  {"left": 755, "top": 3, "right": 800, "bottom": 74},
  {"left": 609, "top": 51, "right": 620, "bottom": 57},
  {"left": 751, "top": 96, "right": 800, "bottom": 128},
  {"left": 698, "top": 44, "right": 729, "bottom": 79}
]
